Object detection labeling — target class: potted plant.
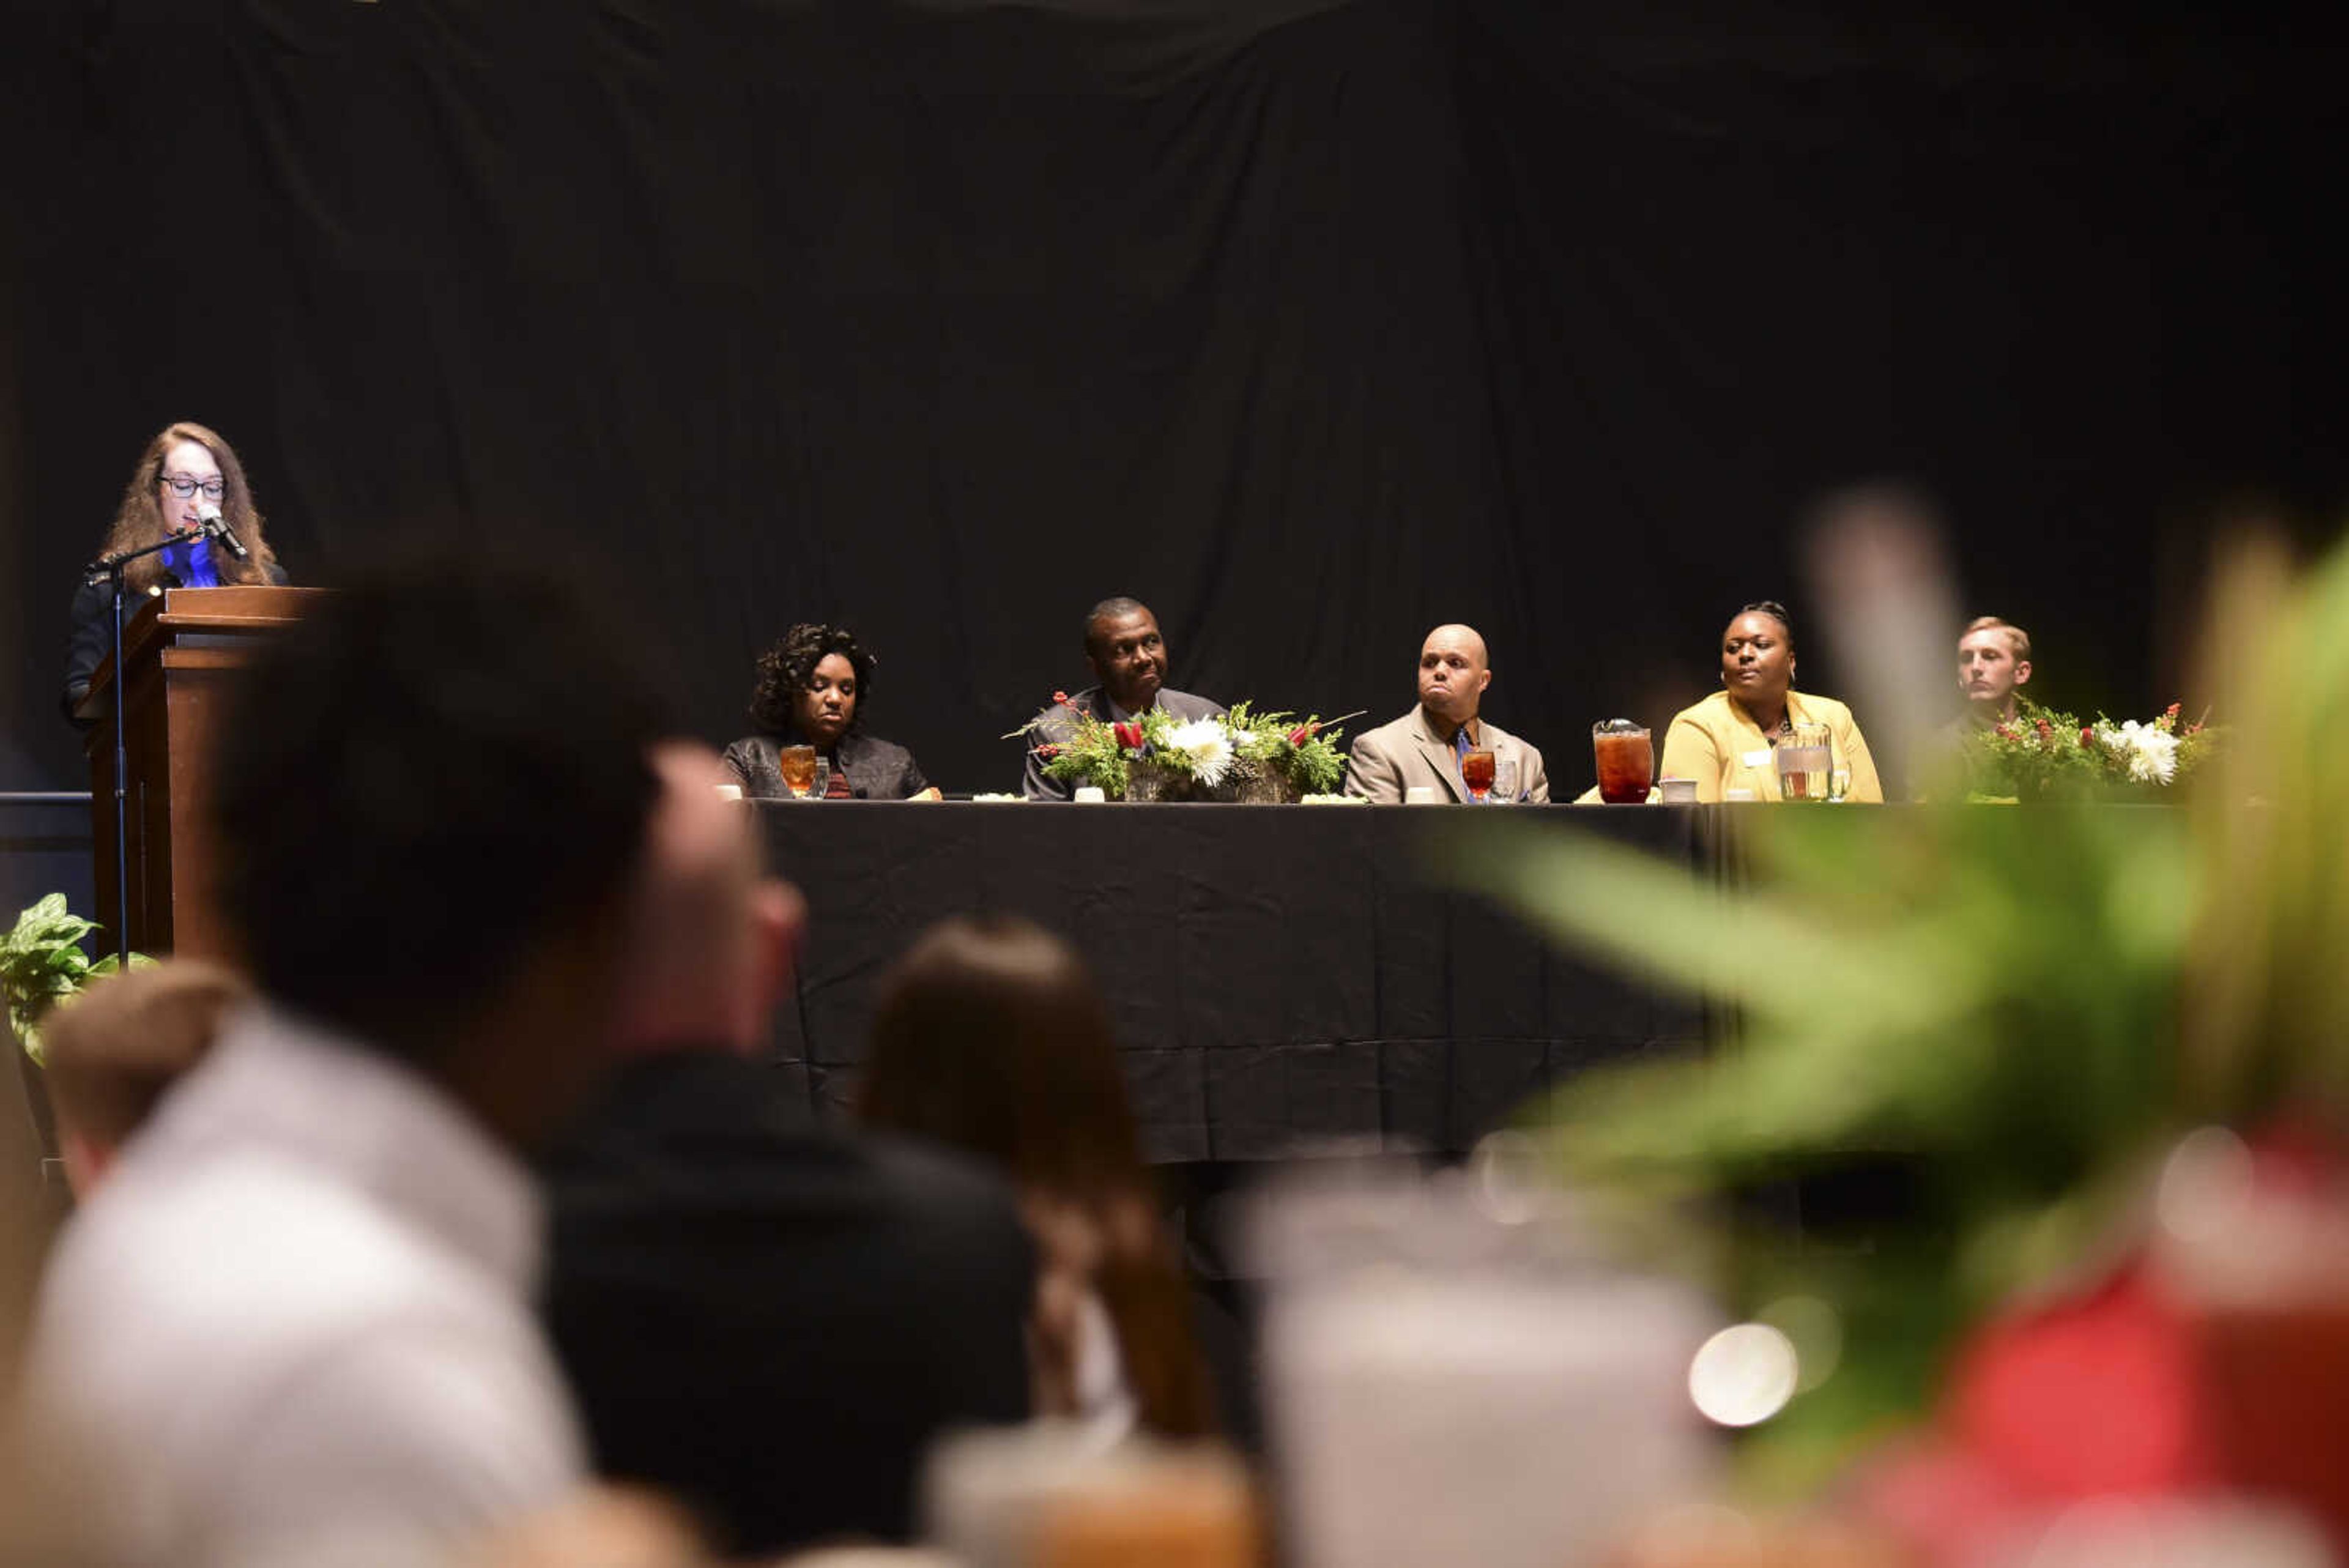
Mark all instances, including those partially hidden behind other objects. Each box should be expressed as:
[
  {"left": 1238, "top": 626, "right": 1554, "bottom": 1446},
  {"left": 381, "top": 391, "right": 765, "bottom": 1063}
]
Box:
[{"left": 4, "top": 894, "right": 148, "bottom": 1164}]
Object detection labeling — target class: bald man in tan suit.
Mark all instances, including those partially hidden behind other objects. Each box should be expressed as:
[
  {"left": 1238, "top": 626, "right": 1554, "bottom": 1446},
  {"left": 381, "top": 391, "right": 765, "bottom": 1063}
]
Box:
[{"left": 1343, "top": 624, "right": 1549, "bottom": 803}]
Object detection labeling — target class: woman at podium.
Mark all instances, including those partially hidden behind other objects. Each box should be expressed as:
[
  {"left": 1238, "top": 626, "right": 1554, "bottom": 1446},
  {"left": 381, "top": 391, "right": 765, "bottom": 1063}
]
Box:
[
  {"left": 63, "top": 422, "right": 288, "bottom": 721},
  {"left": 722, "top": 622, "right": 939, "bottom": 800}
]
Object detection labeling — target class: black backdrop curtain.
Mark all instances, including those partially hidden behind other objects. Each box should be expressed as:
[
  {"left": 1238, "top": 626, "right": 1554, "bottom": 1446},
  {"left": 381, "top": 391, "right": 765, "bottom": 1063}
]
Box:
[{"left": 6, "top": 0, "right": 2342, "bottom": 797}]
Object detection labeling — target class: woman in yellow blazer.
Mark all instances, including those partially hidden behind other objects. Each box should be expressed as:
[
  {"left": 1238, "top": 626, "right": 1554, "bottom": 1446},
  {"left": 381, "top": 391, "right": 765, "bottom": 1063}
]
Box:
[{"left": 1659, "top": 601, "right": 1883, "bottom": 802}]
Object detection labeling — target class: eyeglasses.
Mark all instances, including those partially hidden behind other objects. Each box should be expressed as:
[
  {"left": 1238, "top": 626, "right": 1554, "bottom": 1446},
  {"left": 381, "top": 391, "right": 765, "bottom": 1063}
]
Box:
[{"left": 160, "top": 475, "right": 226, "bottom": 500}]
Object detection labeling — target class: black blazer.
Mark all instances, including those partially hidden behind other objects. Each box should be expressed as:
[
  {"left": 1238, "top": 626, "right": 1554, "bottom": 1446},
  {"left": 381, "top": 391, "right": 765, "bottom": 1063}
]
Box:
[{"left": 539, "top": 1053, "right": 1034, "bottom": 1556}]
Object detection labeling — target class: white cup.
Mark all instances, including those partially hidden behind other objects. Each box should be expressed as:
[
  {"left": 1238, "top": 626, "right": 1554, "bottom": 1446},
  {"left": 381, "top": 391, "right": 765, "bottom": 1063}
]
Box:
[
  {"left": 1658, "top": 778, "right": 1696, "bottom": 804},
  {"left": 713, "top": 783, "right": 743, "bottom": 802},
  {"left": 1072, "top": 786, "right": 1107, "bottom": 804},
  {"left": 1724, "top": 787, "right": 1756, "bottom": 803}
]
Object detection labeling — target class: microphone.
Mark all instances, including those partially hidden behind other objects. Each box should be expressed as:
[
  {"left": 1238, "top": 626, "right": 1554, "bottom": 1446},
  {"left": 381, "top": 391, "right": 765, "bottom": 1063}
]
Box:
[{"left": 196, "top": 500, "right": 250, "bottom": 561}]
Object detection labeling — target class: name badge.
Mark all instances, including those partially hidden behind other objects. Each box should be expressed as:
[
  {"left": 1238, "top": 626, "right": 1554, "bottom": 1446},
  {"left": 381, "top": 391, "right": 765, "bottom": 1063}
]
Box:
[{"left": 1741, "top": 748, "right": 1772, "bottom": 768}]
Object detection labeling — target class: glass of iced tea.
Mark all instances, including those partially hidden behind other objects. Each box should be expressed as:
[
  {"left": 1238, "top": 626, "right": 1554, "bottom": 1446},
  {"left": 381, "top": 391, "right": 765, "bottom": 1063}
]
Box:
[
  {"left": 777, "top": 744, "right": 819, "bottom": 798},
  {"left": 1591, "top": 721, "right": 1653, "bottom": 804},
  {"left": 1461, "top": 748, "right": 1497, "bottom": 803}
]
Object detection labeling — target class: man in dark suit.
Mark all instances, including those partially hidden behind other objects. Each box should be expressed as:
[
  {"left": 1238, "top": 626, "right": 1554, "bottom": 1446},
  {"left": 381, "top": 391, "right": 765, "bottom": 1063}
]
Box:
[
  {"left": 1020, "top": 597, "right": 1226, "bottom": 798},
  {"left": 541, "top": 743, "right": 1035, "bottom": 1557}
]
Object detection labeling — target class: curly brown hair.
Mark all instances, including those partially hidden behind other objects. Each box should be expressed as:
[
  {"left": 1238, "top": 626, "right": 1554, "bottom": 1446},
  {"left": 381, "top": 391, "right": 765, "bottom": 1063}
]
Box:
[
  {"left": 100, "top": 422, "right": 279, "bottom": 593},
  {"left": 748, "top": 622, "right": 874, "bottom": 736}
]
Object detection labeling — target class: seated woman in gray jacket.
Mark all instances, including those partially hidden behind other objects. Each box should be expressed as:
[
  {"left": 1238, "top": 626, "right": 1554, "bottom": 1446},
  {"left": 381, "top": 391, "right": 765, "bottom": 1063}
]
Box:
[{"left": 724, "top": 623, "right": 938, "bottom": 800}]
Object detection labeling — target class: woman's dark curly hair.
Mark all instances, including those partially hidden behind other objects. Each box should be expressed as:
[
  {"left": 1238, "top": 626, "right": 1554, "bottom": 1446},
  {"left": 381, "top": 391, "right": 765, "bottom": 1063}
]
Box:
[{"left": 749, "top": 622, "right": 875, "bottom": 736}]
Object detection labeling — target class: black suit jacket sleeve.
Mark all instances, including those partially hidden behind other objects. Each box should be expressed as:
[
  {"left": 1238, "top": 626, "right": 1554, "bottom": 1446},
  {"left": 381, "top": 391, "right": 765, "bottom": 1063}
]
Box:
[{"left": 62, "top": 577, "right": 117, "bottom": 726}]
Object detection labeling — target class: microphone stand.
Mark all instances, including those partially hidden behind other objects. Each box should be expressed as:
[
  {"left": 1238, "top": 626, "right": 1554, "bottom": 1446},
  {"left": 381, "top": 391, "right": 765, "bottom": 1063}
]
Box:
[{"left": 81, "top": 527, "right": 203, "bottom": 965}]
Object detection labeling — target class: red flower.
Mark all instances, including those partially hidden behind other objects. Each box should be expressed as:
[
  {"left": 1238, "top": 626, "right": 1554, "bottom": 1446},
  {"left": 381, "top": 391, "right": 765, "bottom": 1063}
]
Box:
[
  {"left": 2035, "top": 718, "right": 2054, "bottom": 741},
  {"left": 1288, "top": 722, "right": 1318, "bottom": 746},
  {"left": 2081, "top": 727, "right": 2095, "bottom": 747},
  {"left": 1113, "top": 721, "right": 1144, "bottom": 750},
  {"left": 2165, "top": 702, "right": 2182, "bottom": 718},
  {"left": 1995, "top": 724, "right": 2017, "bottom": 741},
  {"left": 1035, "top": 743, "right": 1061, "bottom": 760},
  {"left": 1052, "top": 689, "right": 1071, "bottom": 707}
]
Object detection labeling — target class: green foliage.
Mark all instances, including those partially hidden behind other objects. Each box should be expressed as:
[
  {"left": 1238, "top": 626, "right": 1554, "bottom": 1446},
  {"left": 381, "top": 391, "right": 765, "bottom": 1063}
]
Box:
[
  {"left": 1, "top": 894, "right": 152, "bottom": 1066},
  {"left": 1434, "top": 800, "right": 2204, "bottom": 1485},
  {"left": 1222, "top": 702, "right": 1350, "bottom": 795},
  {"left": 1961, "top": 697, "right": 2219, "bottom": 800}
]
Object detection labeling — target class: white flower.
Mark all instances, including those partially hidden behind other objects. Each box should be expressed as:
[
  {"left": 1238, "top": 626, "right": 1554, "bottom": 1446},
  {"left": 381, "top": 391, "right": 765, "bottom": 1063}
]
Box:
[
  {"left": 2113, "top": 719, "right": 2179, "bottom": 785},
  {"left": 1162, "top": 717, "right": 1234, "bottom": 787}
]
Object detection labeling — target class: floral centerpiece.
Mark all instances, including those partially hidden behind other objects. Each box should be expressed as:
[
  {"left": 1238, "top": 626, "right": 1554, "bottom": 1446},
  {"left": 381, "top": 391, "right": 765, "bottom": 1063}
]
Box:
[
  {"left": 1010, "top": 695, "right": 1353, "bottom": 801},
  {"left": 1962, "top": 699, "right": 2217, "bottom": 800},
  {"left": 1211, "top": 702, "right": 1351, "bottom": 803}
]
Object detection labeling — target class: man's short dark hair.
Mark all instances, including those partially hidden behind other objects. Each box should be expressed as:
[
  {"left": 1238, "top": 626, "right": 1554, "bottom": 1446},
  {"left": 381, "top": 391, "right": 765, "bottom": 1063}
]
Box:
[
  {"left": 1082, "top": 596, "right": 1149, "bottom": 653},
  {"left": 207, "top": 546, "right": 672, "bottom": 1061}
]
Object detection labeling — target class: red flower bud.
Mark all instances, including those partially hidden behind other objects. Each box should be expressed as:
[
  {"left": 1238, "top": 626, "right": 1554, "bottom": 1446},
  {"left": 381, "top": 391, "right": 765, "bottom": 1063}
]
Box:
[
  {"left": 1052, "top": 689, "right": 1071, "bottom": 707},
  {"left": 2035, "top": 718, "right": 2053, "bottom": 740},
  {"left": 1036, "top": 743, "right": 1061, "bottom": 759},
  {"left": 1288, "top": 723, "right": 1317, "bottom": 746},
  {"left": 2165, "top": 702, "right": 2181, "bottom": 718},
  {"left": 1995, "top": 724, "right": 2016, "bottom": 741},
  {"left": 1113, "top": 721, "right": 1144, "bottom": 750},
  {"left": 2080, "top": 727, "right": 2095, "bottom": 747}
]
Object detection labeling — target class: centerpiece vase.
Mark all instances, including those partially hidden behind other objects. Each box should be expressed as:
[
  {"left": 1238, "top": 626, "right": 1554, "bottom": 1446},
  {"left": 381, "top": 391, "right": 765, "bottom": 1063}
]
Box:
[
  {"left": 1123, "top": 757, "right": 1190, "bottom": 803},
  {"left": 1220, "top": 760, "right": 1299, "bottom": 804}
]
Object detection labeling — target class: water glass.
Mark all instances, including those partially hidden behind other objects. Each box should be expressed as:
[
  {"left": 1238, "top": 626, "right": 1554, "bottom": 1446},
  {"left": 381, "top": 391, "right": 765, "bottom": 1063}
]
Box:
[
  {"left": 1772, "top": 721, "right": 1831, "bottom": 802},
  {"left": 1491, "top": 757, "right": 1521, "bottom": 803}
]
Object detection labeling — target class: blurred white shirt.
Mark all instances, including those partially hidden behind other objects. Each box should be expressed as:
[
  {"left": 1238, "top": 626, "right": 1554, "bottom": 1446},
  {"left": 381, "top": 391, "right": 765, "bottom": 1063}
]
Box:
[{"left": 24, "top": 1003, "right": 585, "bottom": 1568}]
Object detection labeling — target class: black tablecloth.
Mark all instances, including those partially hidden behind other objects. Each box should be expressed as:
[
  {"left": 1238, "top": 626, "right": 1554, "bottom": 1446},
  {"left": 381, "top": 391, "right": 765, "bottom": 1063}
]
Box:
[{"left": 759, "top": 802, "right": 1712, "bottom": 1162}]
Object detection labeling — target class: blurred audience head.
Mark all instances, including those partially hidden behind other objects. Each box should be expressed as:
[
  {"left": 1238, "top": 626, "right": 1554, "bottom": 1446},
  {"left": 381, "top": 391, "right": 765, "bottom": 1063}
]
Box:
[
  {"left": 1958, "top": 617, "right": 2033, "bottom": 718},
  {"left": 614, "top": 741, "right": 802, "bottom": 1055},
  {"left": 207, "top": 544, "right": 673, "bottom": 1146},
  {"left": 863, "top": 915, "right": 1143, "bottom": 1195},
  {"left": 862, "top": 915, "right": 1214, "bottom": 1438},
  {"left": 41, "top": 961, "right": 247, "bottom": 1197}
]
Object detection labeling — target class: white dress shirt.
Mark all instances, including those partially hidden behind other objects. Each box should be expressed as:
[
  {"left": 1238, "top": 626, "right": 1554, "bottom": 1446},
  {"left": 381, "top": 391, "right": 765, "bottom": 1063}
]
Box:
[{"left": 25, "top": 1003, "right": 586, "bottom": 1568}]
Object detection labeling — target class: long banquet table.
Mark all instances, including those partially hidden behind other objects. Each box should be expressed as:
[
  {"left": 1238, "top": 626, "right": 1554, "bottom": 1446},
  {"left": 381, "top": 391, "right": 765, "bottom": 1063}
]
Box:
[{"left": 758, "top": 801, "right": 1724, "bottom": 1163}]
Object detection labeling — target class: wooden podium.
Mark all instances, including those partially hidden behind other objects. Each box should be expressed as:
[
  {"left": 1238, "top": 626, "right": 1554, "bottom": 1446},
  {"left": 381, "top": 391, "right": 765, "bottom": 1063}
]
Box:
[{"left": 76, "top": 585, "right": 326, "bottom": 959}]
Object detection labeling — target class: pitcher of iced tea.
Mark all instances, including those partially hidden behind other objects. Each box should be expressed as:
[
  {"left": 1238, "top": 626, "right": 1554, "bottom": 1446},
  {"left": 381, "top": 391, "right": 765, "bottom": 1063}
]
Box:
[{"left": 1591, "top": 720, "right": 1654, "bottom": 804}]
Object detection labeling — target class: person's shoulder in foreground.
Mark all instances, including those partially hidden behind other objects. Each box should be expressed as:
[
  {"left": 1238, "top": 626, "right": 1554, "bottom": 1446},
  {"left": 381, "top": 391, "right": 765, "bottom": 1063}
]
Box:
[
  {"left": 31, "top": 1005, "right": 585, "bottom": 1568},
  {"left": 543, "top": 1059, "right": 1034, "bottom": 1552},
  {"left": 540, "top": 743, "right": 1031, "bottom": 1556}
]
